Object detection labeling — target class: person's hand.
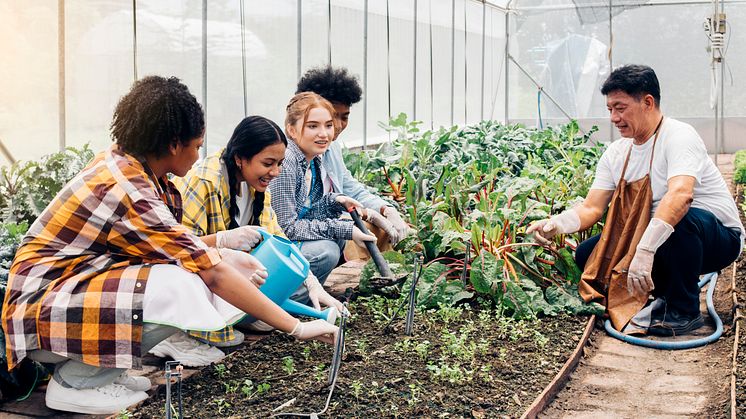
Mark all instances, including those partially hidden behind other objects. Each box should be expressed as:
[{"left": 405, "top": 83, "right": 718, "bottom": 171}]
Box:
[
  {"left": 352, "top": 226, "right": 377, "bottom": 248},
  {"left": 364, "top": 209, "right": 400, "bottom": 245},
  {"left": 305, "top": 273, "right": 347, "bottom": 314},
  {"left": 526, "top": 209, "right": 581, "bottom": 246},
  {"left": 382, "top": 206, "right": 412, "bottom": 243},
  {"left": 335, "top": 195, "right": 364, "bottom": 212},
  {"left": 216, "top": 226, "right": 262, "bottom": 251},
  {"left": 627, "top": 248, "right": 655, "bottom": 295},
  {"left": 289, "top": 319, "right": 338, "bottom": 344},
  {"left": 218, "top": 248, "right": 268, "bottom": 286}
]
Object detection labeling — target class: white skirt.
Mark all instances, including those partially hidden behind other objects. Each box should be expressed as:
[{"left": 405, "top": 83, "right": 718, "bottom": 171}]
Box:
[{"left": 142, "top": 264, "right": 245, "bottom": 331}]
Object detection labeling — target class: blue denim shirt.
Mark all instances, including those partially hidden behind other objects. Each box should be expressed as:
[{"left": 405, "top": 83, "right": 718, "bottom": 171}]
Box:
[{"left": 322, "top": 141, "right": 389, "bottom": 211}]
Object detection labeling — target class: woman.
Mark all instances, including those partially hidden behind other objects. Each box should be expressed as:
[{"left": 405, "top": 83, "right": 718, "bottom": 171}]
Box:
[
  {"left": 150, "top": 116, "right": 345, "bottom": 364},
  {"left": 270, "top": 92, "right": 377, "bottom": 283},
  {"left": 1, "top": 77, "right": 337, "bottom": 415}
]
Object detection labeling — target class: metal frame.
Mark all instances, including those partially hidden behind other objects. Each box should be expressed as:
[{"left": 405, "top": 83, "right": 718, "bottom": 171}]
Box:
[{"left": 41, "top": 0, "right": 737, "bottom": 152}]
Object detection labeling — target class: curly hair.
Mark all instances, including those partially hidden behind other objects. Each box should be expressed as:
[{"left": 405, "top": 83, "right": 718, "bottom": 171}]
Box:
[
  {"left": 221, "top": 116, "right": 287, "bottom": 229},
  {"left": 111, "top": 76, "right": 205, "bottom": 158},
  {"left": 295, "top": 66, "right": 362, "bottom": 106}
]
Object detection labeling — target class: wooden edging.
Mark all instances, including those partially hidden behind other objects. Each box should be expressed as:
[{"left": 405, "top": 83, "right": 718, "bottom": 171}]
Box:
[
  {"left": 520, "top": 314, "right": 596, "bottom": 419},
  {"left": 731, "top": 257, "right": 741, "bottom": 419}
]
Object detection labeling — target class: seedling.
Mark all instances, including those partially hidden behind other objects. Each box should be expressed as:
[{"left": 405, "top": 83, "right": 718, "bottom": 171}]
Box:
[
  {"left": 281, "top": 356, "right": 295, "bottom": 375},
  {"left": 301, "top": 345, "right": 312, "bottom": 361},
  {"left": 350, "top": 380, "right": 363, "bottom": 401},
  {"left": 213, "top": 398, "right": 231, "bottom": 415},
  {"left": 213, "top": 363, "right": 228, "bottom": 379}
]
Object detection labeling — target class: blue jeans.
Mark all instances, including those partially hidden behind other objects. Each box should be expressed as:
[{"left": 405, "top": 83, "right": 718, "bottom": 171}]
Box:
[{"left": 290, "top": 239, "right": 345, "bottom": 303}]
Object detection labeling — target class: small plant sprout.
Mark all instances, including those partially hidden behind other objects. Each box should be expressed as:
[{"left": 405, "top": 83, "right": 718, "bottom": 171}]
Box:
[
  {"left": 414, "top": 340, "right": 431, "bottom": 361},
  {"left": 224, "top": 380, "right": 239, "bottom": 394},
  {"left": 213, "top": 398, "right": 231, "bottom": 415},
  {"left": 313, "top": 363, "right": 326, "bottom": 382},
  {"left": 350, "top": 379, "right": 363, "bottom": 401},
  {"left": 213, "top": 363, "right": 228, "bottom": 379},
  {"left": 436, "top": 304, "right": 464, "bottom": 325},
  {"left": 281, "top": 355, "right": 296, "bottom": 375},
  {"left": 301, "top": 345, "right": 312, "bottom": 361},
  {"left": 115, "top": 409, "right": 133, "bottom": 419},
  {"left": 355, "top": 338, "right": 369, "bottom": 360},
  {"left": 240, "top": 379, "right": 254, "bottom": 397},
  {"left": 407, "top": 382, "right": 422, "bottom": 406}
]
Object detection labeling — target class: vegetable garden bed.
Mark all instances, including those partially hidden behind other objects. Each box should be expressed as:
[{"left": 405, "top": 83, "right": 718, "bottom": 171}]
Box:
[{"left": 132, "top": 298, "right": 590, "bottom": 418}]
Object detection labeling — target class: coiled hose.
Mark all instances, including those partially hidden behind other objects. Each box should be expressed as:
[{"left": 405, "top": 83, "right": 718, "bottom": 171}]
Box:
[{"left": 604, "top": 272, "right": 722, "bottom": 350}]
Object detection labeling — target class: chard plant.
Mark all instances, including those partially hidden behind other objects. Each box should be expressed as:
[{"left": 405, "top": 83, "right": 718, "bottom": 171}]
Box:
[{"left": 347, "top": 116, "right": 606, "bottom": 318}]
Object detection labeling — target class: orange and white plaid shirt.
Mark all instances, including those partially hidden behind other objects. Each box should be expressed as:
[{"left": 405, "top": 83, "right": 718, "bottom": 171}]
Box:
[{"left": 2, "top": 145, "right": 221, "bottom": 370}]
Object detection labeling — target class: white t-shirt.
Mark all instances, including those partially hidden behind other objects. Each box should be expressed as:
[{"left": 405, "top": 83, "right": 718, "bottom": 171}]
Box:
[
  {"left": 234, "top": 181, "right": 254, "bottom": 227},
  {"left": 591, "top": 118, "right": 745, "bottom": 244}
]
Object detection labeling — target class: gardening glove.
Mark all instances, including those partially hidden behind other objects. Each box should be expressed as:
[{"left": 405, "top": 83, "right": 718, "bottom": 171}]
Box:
[
  {"left": 218, "top": 248, "right": 268, "bottom": 287},
  {"left": 363, "top": 208, "right": 400, "bottom": 245},
  {"left": 305, "top": 273, "right": 348, "bottom": 315},
  {"left": 290, "top": 319, "right": 338, "bottom": 345},
  {"left": 335, "top": 194, "right": 364, "bottom": 212},
  {"left": 216, "top": 225, "right": 262, "bottom": 251},
  {"left": 526, "top": 208, "right": 581, "bottom": 246},
  {"left": 352, "top": 226, "right": 377, "bottom": 248},
  {"left": 382, "top": 206, "right": 413, "bottom": 244},
  {"left": 627, "top": 218, "right": 674, "bottom": 295}
]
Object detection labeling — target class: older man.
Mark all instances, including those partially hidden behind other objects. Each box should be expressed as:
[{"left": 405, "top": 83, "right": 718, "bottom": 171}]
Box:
[{"left": 528, "top": 65, "right": 743, "bottom": 336}]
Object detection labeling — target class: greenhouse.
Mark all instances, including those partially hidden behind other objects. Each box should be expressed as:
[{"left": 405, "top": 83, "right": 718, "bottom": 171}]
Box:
[{"left": 1, "top": 0, "right": 746, "bottom": 417}]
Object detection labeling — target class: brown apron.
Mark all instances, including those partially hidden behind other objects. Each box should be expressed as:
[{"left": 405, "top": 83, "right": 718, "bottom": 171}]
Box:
[{"left": 579, "top": 118, "right": 663, "bottom": 331}]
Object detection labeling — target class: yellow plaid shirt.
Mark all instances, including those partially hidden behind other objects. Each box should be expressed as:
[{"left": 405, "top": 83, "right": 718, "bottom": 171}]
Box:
[
  {"left": 2, "top": 146, "right": 220, "bottom": 370},
  {"left": 172, "top": 151, "right": 283, "bottom": 343}
]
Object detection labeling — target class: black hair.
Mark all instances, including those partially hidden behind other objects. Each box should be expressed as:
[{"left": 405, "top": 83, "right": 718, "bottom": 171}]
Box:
[
  {"left": 111, "top": 76, "right": 205, "bottom": 158},
  {"left": 295, "top": 65, "right": 362, "bottom": 106},
  {"left": 221, "top": 116, "right": 287, "bottom": 229},
  {"left": 601, "top": 64, "right": 661, "bottom": 107}
]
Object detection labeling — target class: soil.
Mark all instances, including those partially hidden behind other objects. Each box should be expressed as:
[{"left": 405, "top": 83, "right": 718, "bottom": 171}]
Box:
[
  {"left": 132, "top": 298, "right": 589, "bottom": 418},
  {"left": 735, "top": 188, "right": 746, "bottom": 418}
]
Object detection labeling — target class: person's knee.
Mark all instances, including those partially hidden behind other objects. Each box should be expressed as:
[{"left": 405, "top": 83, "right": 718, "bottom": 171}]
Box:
[{"left": 303, "top": 242, "right": 341, "bottom": 277}]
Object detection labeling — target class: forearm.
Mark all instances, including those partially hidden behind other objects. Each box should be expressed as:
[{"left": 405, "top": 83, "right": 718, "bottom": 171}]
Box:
[
  {"left": 199, "top": 263, "right": 297, "bottom": 333},
  {"left": 573, "top": 204, "right": 605, "bottom": 231},
  {"left": 652, "top": 192, "right": 693, "bottom": 226}
]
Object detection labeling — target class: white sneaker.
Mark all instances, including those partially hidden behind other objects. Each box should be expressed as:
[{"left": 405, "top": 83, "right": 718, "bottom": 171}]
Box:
[
  {"left": 241, "top": 319, "right": 275, "bottom": 332},
  {"left": 114, "top": 371, "right": 151, "bottom": 392},
  {"left": 148, "top": 331, "right": 225, "bottom": 367},
  {"left": 45, "top": 378, "right": 148, "bottom": 414}
]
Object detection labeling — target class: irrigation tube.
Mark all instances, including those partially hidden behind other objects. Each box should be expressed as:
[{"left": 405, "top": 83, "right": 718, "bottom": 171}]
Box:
[{"left": 604, "top": 272, "right": 722, "bottom": 350}]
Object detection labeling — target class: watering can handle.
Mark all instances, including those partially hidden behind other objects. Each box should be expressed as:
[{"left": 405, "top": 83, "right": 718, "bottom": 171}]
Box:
[
  {"left": 255, "top": 227, "right": 271, "bottom": 241},
  {"left": 288, "top": 241, "right": 310, "bottom": 276}
]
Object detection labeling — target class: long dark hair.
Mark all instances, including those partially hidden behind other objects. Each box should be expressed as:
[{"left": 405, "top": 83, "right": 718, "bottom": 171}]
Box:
[{"left": 221, "top": 116, "right": 287, "bottom": 229}]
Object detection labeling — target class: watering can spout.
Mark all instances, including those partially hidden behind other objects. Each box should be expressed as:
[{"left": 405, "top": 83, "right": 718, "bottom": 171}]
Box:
[{"left": 250, "top": 228, "right": 335, "bottom": 323}]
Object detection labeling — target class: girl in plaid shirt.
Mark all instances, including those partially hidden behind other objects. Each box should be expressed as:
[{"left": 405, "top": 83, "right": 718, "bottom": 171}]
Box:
[{"left": 270, "top": 92, "right": 377, "bottom": 288}]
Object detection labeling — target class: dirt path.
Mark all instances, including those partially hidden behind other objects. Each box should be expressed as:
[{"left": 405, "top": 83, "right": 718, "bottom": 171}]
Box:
[{"left": 540, "top": 155, "right": 737, "bottom": 419}]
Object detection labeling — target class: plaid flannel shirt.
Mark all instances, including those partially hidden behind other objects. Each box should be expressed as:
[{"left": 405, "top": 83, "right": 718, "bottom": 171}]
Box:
[
  {"left": 269, "top": 140, "right": 353, "bottom": 241},
  {"left": 172, "top": 151, "right": 283, "bottom": 344},
  {"left": 2, "top": 145, "right": 220, "bottom": 370}
]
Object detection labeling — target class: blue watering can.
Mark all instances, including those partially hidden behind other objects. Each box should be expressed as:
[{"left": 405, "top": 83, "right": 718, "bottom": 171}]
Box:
[{"left": 250, "top": 228, "right": 336, "bottom": 323}]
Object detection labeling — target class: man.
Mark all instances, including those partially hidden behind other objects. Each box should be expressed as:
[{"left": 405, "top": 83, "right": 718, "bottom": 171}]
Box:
[
  {"left": 528, "top": 65, "right": 743, "bottom": 336},
  {"left": 296, "top": 66, "right": 412, "bottom": 259}
]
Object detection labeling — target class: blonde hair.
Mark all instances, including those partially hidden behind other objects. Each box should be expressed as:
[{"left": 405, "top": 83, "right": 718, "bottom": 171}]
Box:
[{"left": 284, "top": 92, "right": 337, "bottom": 141}]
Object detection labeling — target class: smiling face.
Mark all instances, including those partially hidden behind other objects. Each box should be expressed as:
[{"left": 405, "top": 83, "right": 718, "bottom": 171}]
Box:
[
  {"left": 234, "top": 142, "right": 286, "bottom": 192},
  {"left": 606, "top": 90, "right": 658, "bottom": 142},
  {"left": 288, "top": 106, "right": 335, "bottom": 160}
]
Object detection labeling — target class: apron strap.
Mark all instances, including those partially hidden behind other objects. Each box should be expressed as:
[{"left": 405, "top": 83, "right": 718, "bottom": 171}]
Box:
[{"left": 619, "top": 116, "right": 665, "bottom": 182}]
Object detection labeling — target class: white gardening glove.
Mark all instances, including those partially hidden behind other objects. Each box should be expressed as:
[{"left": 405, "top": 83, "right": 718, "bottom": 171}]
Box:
[
  {"left": 335, "top": 195, "right": 364, "bottom": 212},
  {"left": 216, "top": 226, "right": 262, "bottom": 251},
  {"left": 364, "top": 208, "right": 400, "bottom": 245},
  {"left": 382, "top": 206, "right": 412, "bottom": 243},
  {"left": 289, "top": 319, "right": 339, "bottom": 345},
  {"left": 305, "top": 273, "right": 348, "bottom": 315},
  {"left": 352, "top": 226, "right": 377, "bottom": 248},
  {"left": 627, "top": 218, "right": 674, "bottom": 295},
  {"left": 526, "top": 208, "right": 581, "bottom": 246},
  {"left": 218, "top": 248, "right": 268, "bottom": 286}
]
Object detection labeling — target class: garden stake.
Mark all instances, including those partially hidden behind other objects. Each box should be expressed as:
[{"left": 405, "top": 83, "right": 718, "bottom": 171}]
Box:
[
  {"left": 272, "top": 306, "right": 348, "bottom": 418},
  {"left": 164, "top": 361, "right": 183, "bottom": 419},
  {"left": 460, "top": 239, "right": 471, "bottom": 285},
  {"left": 383, "top": 258, "right": 424, "bottom": 334},
  {"left": 405, "top": 253, "right": 424, "bottom": 335}
]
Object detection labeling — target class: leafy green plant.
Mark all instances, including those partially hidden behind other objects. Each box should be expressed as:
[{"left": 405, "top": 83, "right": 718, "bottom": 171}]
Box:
[
  {"left": 281, "top": 356, "right": 295, "bottom": 375},
  {"left": 734, "top": 149, "right": 746, "bottom": 185}
]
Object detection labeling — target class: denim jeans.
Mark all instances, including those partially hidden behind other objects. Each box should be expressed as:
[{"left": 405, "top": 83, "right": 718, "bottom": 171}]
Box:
[{"left": 290, "top": 239, "right": 346, "bottom": 303}]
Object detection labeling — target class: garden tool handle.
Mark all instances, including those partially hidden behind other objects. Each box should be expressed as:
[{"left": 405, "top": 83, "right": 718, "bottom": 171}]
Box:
[{"left": 349, "top": 208, "right": 394, "bottom": 278}]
